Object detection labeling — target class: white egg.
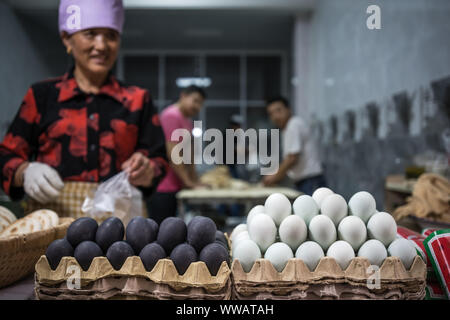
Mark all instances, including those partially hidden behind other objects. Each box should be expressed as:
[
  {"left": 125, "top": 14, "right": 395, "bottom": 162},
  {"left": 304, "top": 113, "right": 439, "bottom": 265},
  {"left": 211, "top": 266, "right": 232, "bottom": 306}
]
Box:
[
  {"left": 367, "top": 212, "right": 397, "bottom": 246},
  {"left": 348, "top": 191, "right": 377, "bottom": 223},
  {"left": 264, "top": 242, "right": 294, "bottom": 272},
  {"left": 326, "top": 240, "right": 355, "bottom": 270},
  {"left": 388, "top": 238, "right": 417, "bottom": 270},
  {"left": 357, "top": 239, "right": 387, "bottom": 266},
  {"left": 292, "top": 195, "right": 319, "bottom": 225},
  {"left": 247, "top": 205, "right": 265, "bottom": 226},
  {"left": 295, "top": 241, "right": 324, "bottom": 271},
  {"left": 308, "top": 215, "right": 337, "bottom": 251},
  {"left": 248, "top": 213, "right": 277, "bottom": 253},
  {"left": 312, "top": 187, "right": 334, "bottom": 207},
  {"left": 264, "top": 193, "right": 292, "bottom": 226},
  {"left": 232, "top": 231, "right": 250, "bottom": 251},
  {"left": 233, "top": 239, "right": 262, "bottom": 273},
  {"left": 320, "top": 194, "right": 348, "bottom": 226},
  {"left": 337, "top": 216, "right": 367, "bottom": 251},
  {"left": 279, "top": 215, "right": 307, "bottom": 251},
  {"left": 230, "top": 224, "right": 247, "bottom": 242}
]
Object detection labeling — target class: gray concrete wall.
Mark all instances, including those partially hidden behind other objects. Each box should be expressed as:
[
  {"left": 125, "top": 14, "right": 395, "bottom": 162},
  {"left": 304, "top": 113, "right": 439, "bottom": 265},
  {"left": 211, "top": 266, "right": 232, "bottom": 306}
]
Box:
[
  {"left": 0, "top": 2, "right": 55, "bottom": 139},
  {"left": 317, "top": 76, "right": 449, "bottom": 208},
  {"left": 292, "top": 0, "right": 450, "bottom": 208},
  {"left": 306, "top": 0, "right": 450, "bottom": 121},
  {"left": 17, "top": 10, "right": 69, "bottom": 79}
]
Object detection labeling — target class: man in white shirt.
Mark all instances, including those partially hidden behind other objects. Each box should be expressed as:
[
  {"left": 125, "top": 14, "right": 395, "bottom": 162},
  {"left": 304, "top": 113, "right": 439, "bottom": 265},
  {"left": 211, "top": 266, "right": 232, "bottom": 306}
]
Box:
[{"left": 263, "top": 96, "right": 326, "bottom": 195}]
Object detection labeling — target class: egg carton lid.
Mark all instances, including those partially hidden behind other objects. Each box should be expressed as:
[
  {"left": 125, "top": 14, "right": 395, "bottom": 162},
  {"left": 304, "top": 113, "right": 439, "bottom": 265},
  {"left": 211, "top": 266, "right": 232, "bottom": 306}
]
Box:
[
  {"left": 232, "top": 282, "right": 426, "bottom": 300},
  {"left": 35, "top": 273, "right": 232, "bottom": 300},
  {"left": 231, "top": 256, "right": 426, "bottom": 286},
  {"left": 35, "top": 255, "right": 230, "bottom": 292}
]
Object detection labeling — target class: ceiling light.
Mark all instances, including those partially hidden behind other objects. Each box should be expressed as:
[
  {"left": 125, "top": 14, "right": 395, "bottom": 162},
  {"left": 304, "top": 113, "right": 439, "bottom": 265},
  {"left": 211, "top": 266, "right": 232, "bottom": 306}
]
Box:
[
  {"left": 176, "top": 77, "right": 212, "bottom": 88},
  {"left": 192, "top": 127, "right": 203, "bottom": 138}
]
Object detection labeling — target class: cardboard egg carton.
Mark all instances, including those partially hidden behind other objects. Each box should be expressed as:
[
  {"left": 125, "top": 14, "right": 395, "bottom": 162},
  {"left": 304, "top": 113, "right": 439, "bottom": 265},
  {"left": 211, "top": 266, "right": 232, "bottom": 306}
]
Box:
[
  {"left": 34, "top": 255, "right": 231, "bottom": 300},
  {"left": 231, "top": 256, "right": 427, "bottom": 300}
]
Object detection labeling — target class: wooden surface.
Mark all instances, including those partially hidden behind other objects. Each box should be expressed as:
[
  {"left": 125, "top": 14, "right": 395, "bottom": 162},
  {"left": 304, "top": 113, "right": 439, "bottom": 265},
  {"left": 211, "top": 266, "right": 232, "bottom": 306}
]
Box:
[
  {"left": 385, "top": 175, "right": 417, "bottom": 194},
  {"left": 0, "top": 274, "right": 35, "bottom": 300},
  {"left": 384, "top": 175, "right": 417, "bottom": 214},
  {"left": 176, "top": 185, "right": 302, "bottom": 221},
  {"left": 177, "top": 186, "right": 301, "bottom": 200}
]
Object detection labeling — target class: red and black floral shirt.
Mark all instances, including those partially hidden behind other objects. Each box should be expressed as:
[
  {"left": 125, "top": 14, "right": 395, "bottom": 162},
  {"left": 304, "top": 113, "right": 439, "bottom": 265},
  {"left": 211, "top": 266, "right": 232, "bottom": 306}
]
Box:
[{"left": 0, "top": 68, "right": 168, "bottom": 200}]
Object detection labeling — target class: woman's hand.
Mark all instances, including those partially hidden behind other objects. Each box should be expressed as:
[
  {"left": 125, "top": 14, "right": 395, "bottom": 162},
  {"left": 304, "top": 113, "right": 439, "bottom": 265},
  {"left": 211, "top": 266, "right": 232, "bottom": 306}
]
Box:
[
  {"left": 194, "top": 182, "right": 212, "bottom": 190},
  {"left": 122, "top": 152, "right": 155, "bottom": 187},
  {"left": 262, "top": 174, "right": 278, "bottom": 187},
  {"left": 22, "top": 162, "right": 65, "bottom": 204}
]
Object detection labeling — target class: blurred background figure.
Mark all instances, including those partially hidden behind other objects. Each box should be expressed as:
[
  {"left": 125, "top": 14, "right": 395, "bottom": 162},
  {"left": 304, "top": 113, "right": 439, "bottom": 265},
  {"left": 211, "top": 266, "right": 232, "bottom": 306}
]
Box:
[
  {"left": 223, "top": 114, "right": 250, "bottom": 181},
  {"left": 147, "top": 85, "right": 206, "bottom": 223},
  {"left": 216, "top": 115, "right": 249, "bottom": 218},
  {"left": 263, "top": 96, "right": 326, "bottom": 195}
]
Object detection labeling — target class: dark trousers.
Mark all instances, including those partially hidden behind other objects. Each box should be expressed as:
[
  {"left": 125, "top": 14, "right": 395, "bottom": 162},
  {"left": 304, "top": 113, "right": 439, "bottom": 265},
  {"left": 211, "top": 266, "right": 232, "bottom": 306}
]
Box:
[
  {"left": 294, "top": 174, "right": 327, "bottom": 196},
  {"left": 146, "top": 191, "right": 178, "bottom": 224}
]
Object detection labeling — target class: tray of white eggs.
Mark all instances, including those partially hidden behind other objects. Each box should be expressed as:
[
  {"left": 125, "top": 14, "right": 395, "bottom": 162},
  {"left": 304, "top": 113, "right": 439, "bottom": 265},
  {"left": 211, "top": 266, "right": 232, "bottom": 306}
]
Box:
[{"left": 230, "top": 189, "right": 427, "bottom": 300}]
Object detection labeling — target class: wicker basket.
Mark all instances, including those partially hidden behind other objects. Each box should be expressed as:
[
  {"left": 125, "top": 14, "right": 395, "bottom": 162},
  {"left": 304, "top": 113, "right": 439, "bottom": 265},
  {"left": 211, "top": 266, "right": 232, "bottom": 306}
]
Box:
[{"left": 0, "top": 217, "right": 73, "bottom": 289}]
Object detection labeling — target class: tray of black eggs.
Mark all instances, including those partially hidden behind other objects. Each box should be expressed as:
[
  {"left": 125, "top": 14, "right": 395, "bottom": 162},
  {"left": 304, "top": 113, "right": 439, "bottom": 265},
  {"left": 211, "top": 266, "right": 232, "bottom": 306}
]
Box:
[{"left": 35, "top": 216, "right": 232, "bottom": 299}]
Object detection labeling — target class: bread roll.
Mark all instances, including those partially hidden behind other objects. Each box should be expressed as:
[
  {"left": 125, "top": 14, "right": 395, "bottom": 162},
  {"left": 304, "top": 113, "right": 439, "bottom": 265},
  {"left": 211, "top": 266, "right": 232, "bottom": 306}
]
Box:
[
  {"left": 0, "top": 206, "right": 17, "bottom": 224},
  {"left": 28, "top": 209, "right": 59, "bottom": 230},
  {"left": 0, "top": 216, "right": 43, "bottom": 238},
  {"left": 0, "top": 215, "right": 11, "bottom": 234}
]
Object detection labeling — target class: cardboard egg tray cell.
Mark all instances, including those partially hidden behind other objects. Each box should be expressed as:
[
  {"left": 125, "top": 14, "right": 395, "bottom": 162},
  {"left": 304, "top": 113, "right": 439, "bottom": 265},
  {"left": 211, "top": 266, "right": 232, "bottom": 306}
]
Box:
[
  {"left": 34, "top": 256, "right": 231, "bottom": 300},
  {"left": 231, "top": 256, "right": 427, "bottom": 300}
]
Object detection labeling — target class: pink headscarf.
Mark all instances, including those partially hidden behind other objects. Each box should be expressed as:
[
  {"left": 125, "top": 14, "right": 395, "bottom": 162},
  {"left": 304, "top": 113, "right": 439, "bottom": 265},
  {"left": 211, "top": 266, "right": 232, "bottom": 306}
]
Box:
[{"left": 58, "top": 0, "right": 124, "bottom": 35}]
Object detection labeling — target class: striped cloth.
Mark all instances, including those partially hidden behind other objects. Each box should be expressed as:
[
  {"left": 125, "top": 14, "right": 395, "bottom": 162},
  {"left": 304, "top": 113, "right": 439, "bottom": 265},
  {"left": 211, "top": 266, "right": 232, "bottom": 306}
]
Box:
[{"left": 25, "top": 182, "right": 146, "bottom": 224}]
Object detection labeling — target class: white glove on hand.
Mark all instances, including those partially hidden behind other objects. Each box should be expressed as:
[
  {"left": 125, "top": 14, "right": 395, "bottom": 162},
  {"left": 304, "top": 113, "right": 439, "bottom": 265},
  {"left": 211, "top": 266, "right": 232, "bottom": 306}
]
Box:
[{"left": 23, "top": 162, "right": 65, "bottom": 204}]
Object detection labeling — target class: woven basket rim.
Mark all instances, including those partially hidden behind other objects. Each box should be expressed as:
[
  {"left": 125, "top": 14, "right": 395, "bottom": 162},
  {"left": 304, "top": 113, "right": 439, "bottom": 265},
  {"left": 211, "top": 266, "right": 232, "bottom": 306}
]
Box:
[
  {"left": 0, "top": 217, "right": 73, "bottom": 289},
  {"left": 0, "top": 217, "right": 73, "bottom": 241},
  {"left": 0, "top": 217, "right": 74, "bottom": 254}
]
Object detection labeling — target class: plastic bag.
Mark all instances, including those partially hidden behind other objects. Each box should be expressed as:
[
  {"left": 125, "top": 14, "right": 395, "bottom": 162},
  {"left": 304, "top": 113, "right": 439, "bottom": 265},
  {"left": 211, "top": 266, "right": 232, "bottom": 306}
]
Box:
[{"left": 81, "top": 171, "right": 143, "bottom": 226}]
